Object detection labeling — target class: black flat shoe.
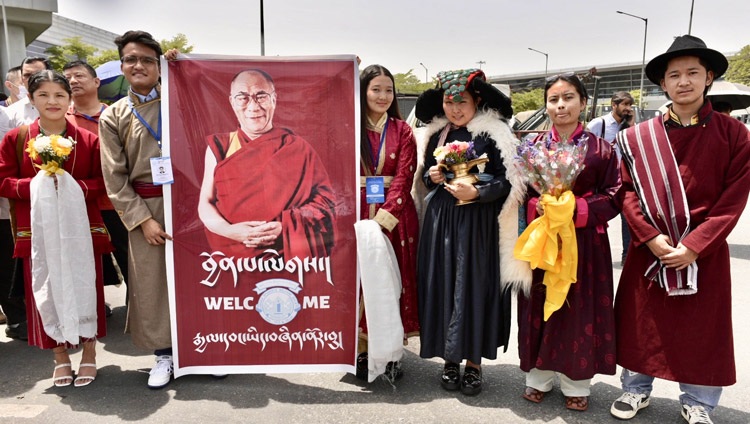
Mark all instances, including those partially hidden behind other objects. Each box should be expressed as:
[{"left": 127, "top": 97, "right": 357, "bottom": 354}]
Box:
[
  {"left": 355, "top": 352, "right": 368, "bottom": 381},
  {"left": 385, "top": 361, "right": 404, "bottom": 381},
  {"left": 441, "top": 362, "right": 460, "bottom": 391},
  {"left": 460, "top": 366, "right": 482, "bottom": 396}
]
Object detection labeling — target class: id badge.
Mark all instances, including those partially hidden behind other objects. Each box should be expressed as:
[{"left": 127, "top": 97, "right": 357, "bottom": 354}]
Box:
[
  {"left": 365, "top": 176, "right": 385, "bottom": 204},
  {"left": 150, "top": 157, "right": 174, "bottom": 185}
]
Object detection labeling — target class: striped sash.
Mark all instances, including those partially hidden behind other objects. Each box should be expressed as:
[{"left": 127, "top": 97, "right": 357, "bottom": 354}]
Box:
[{"left": 617, "top": 117, "right": 697, "bottom": 295}]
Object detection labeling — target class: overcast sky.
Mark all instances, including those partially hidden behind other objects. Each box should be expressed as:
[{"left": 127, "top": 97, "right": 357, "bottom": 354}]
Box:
[{"left": 58, "top": 0, "right": 748, "bottom": 80}]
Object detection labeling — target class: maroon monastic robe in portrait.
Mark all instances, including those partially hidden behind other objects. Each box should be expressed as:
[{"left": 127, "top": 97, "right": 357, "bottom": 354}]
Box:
[
  {"left": 616, "top": 102, "right": 750, "bottom": 386},
  {"left": 358, "top": 117, "right": 420, "bottom": 337},
  {"left": 205, "top": 127, "right": 336, "bottom": 259},
  {"left": 0, "top": 120, "right": 111, "bottom": 349},
  {"left": 518, "top": 126, "right": 621, "bottom": 380}
]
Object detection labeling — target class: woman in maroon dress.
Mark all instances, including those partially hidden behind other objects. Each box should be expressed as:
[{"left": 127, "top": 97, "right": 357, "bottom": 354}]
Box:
[
  {"left": 356, "top": 65, "right": 419, "bottom": 380},
  {"left": 517, "top": 74, "right": 621, "bottom": 411},
  {"left": 0, "top": 71, "right": 110, "bottom": 387}
]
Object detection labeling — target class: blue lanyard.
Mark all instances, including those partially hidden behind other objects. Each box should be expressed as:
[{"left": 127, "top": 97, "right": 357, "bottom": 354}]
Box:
[
  {"left": 368, "top": 119, "right": 388, "bottom": 172},
  {"left": 79, "top": 105, "right": 105, "bottom": 124},
  {"left": 127, "top": 97, "right": 162, "bottom": 151}
]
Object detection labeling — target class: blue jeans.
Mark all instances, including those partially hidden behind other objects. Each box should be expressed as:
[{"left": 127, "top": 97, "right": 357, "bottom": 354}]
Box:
[{"left": 620, "top": 368, "right": 722, "bottom": 412}]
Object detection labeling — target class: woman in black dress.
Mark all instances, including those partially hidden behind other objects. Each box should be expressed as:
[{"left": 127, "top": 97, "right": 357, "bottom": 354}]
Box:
[{"left": 414, "top": 69, "right": 530, "bottom": 396}]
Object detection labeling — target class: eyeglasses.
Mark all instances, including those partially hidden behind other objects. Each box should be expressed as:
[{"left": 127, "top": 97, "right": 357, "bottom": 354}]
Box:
[
  {"left": 232, "top": 91, "right": 275, "bottom": 107},
  {"left": 121, "top": 55, "right": 159, "bottom": 67}
]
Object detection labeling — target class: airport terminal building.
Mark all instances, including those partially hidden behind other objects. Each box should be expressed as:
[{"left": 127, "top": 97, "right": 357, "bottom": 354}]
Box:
[
  {"left": 1, "top": 1, "right": 117, "bottom": 80},
  {"left": 487, "top": 56, "right": 737, "bottom": 110}
]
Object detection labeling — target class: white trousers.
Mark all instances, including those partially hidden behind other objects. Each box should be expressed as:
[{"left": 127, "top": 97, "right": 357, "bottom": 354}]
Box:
[{"left": 526, "top": 368, "right": 591, "bottom": 397}]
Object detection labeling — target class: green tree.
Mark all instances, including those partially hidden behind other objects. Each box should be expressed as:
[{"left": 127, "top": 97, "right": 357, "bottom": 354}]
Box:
[
  {"left": 88, "top": 49, "right": 120, "bottom": 68},
  {"left": 44, "top": 34, "right": 195, "bottom": 72},
  {"left": 726, "top": 44, "right": 750, "bottom": 85},
  {"left": 393, "top": 69, "right": 433, "bottom": 95},
  {"left": 45, "top": 36, "right": 98, "bottom": 71},
  {"left": 511, "top": 88, "right": 544, "bottom": 113},
  {"left": 160, "top": 33, "right": 194, "bottom": 54}
]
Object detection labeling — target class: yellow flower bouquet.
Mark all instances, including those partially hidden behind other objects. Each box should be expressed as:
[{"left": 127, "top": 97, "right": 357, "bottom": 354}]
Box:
[
  {"left": 513, "top": 135, "right": 589, "bottom": 321},
  {"left": 25, "top": 134, "right": 76, "bottom": 175}
]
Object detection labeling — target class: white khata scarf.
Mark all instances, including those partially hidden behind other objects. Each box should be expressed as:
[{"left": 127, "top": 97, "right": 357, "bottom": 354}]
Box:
[{"left": 30, "top": 171, "right": 97, "bottom": 344}]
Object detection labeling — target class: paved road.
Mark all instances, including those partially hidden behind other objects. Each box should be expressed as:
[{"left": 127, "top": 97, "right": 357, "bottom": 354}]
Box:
[{"left": 2, "top": 207, "right": 749, "bottom": 423}]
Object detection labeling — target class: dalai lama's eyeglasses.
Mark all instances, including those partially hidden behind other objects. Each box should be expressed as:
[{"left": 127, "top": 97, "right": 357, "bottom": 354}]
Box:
[{"left": 232, "top": 91, "right": 275, "bottom": 107}]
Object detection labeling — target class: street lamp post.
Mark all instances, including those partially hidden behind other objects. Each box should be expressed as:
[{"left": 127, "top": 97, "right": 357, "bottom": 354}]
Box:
[
  {"left": 260, "top": 0, "right": 265, "bottom": 56},
  {"left": 528, "top": 47, "right": 548, "bottom": 77},
  {"left": 419, "top": 62, "right": 428, "bottom": 83},
  {"left": 617, "top": 10, "right": 648, "bottom": 112},
  {"left": 477, "top": 60, "right": 486, "bottom": 70}
]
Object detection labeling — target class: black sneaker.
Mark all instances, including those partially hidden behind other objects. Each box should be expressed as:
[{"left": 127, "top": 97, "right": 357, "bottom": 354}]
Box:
[{"left": 5, "top": 321, "right": 28, "bottom": 341}]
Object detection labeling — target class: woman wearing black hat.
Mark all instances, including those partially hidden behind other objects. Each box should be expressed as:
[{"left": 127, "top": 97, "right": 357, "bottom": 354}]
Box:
[
  {"left": 611, "top": 35, "right": 750, "bottom": 424},
  {"left": 413, "top": 69, "right": 530, "bottom": 396}
]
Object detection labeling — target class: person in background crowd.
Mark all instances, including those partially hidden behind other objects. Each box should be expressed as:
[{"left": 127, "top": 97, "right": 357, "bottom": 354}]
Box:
[
  {"left": 586, "top": 91, "right": 633, "bottom": 265},
  {"left": 355, "top": 64, "right": 419, "bottom": 381},
  {"left": 414, "top": 68, "right": 530, "bottom": 396},
  {"left": 1, "top": 62, "right": 53, "bottom": 331},
  {"left": 0, "top": 67, "right": 27, "bottom": 335},
  {"left": 0, "top": 70, "right": 110, "bottom": 387},
  {"left": 98, "top": 30, "right": 175, "bottom": 389},
  {"left": 2, "top": 66, "right": 24, "bottom": 107},
  {"left": 0, "top": 57, "right": 52, "bottom": 139},
  {"left": 611, "top": 35, "right": 750, "bottom": 424},
  {"left": 62, "top": 61, "right": 129, "bottom": 312},
  {"left": 711, "top": 101, "right": 732, "bottom": 116},
  {"left": 517, "top": 74, "right": 621, "bottom": 412}
]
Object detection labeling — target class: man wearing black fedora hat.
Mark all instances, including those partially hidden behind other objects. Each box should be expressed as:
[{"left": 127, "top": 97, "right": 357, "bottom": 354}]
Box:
[{"left": 611, "top": 35, "right": 750, "bottom": 424}]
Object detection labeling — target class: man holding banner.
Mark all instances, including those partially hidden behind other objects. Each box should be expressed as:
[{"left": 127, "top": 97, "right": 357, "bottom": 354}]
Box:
[
  {"left": 99, "top": 30, "right": 175, "bottom": 389},
  {"left": 197, "top": 68, "right": 336, "bottom": 260}
]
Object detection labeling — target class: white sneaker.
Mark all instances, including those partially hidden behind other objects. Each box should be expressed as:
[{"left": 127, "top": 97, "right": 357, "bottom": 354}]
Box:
[
  {"left": 610, "top": 392, "right": 650, "bottom": 419},
  {"left": 681, "top": 404, "right": 713, "bottom": 424},
  {"left": 147, "top": 355, "right": 173, "bottom": 389}
]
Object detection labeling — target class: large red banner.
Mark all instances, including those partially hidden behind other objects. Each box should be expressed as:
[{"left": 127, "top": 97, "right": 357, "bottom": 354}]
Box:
[{"left": 162, "top": 55, "right": 359, "bottom": 376}]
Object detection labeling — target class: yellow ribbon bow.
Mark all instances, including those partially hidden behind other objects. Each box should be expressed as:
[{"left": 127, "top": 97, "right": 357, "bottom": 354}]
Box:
[
  {"left": 514, "top": 190, "right": 579, "bottom": 320},
  {"left": 38, "top": 161, "right": 65, "bottom": 176}
]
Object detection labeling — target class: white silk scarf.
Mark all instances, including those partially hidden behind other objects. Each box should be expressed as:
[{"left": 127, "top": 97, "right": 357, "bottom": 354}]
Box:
[{"left": 30, "top": 171, "right": 97, "bottom": 344}]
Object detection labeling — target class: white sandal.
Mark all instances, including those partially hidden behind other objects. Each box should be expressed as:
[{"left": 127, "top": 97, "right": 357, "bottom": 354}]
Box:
[
  {"left": 53, "top": 363, "right": 73, "bottom": 387},
  {"left": 74, "top": 363, "right": 97, "bottom": 387}
]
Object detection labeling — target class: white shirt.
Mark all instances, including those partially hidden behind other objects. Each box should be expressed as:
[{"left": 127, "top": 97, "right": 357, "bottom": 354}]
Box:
[
  {"left": 586, "top": 112, "right": 628, "bottom": 160},
  {"left": 0, "top": 97, "right": 38, "bottom": 139}
]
